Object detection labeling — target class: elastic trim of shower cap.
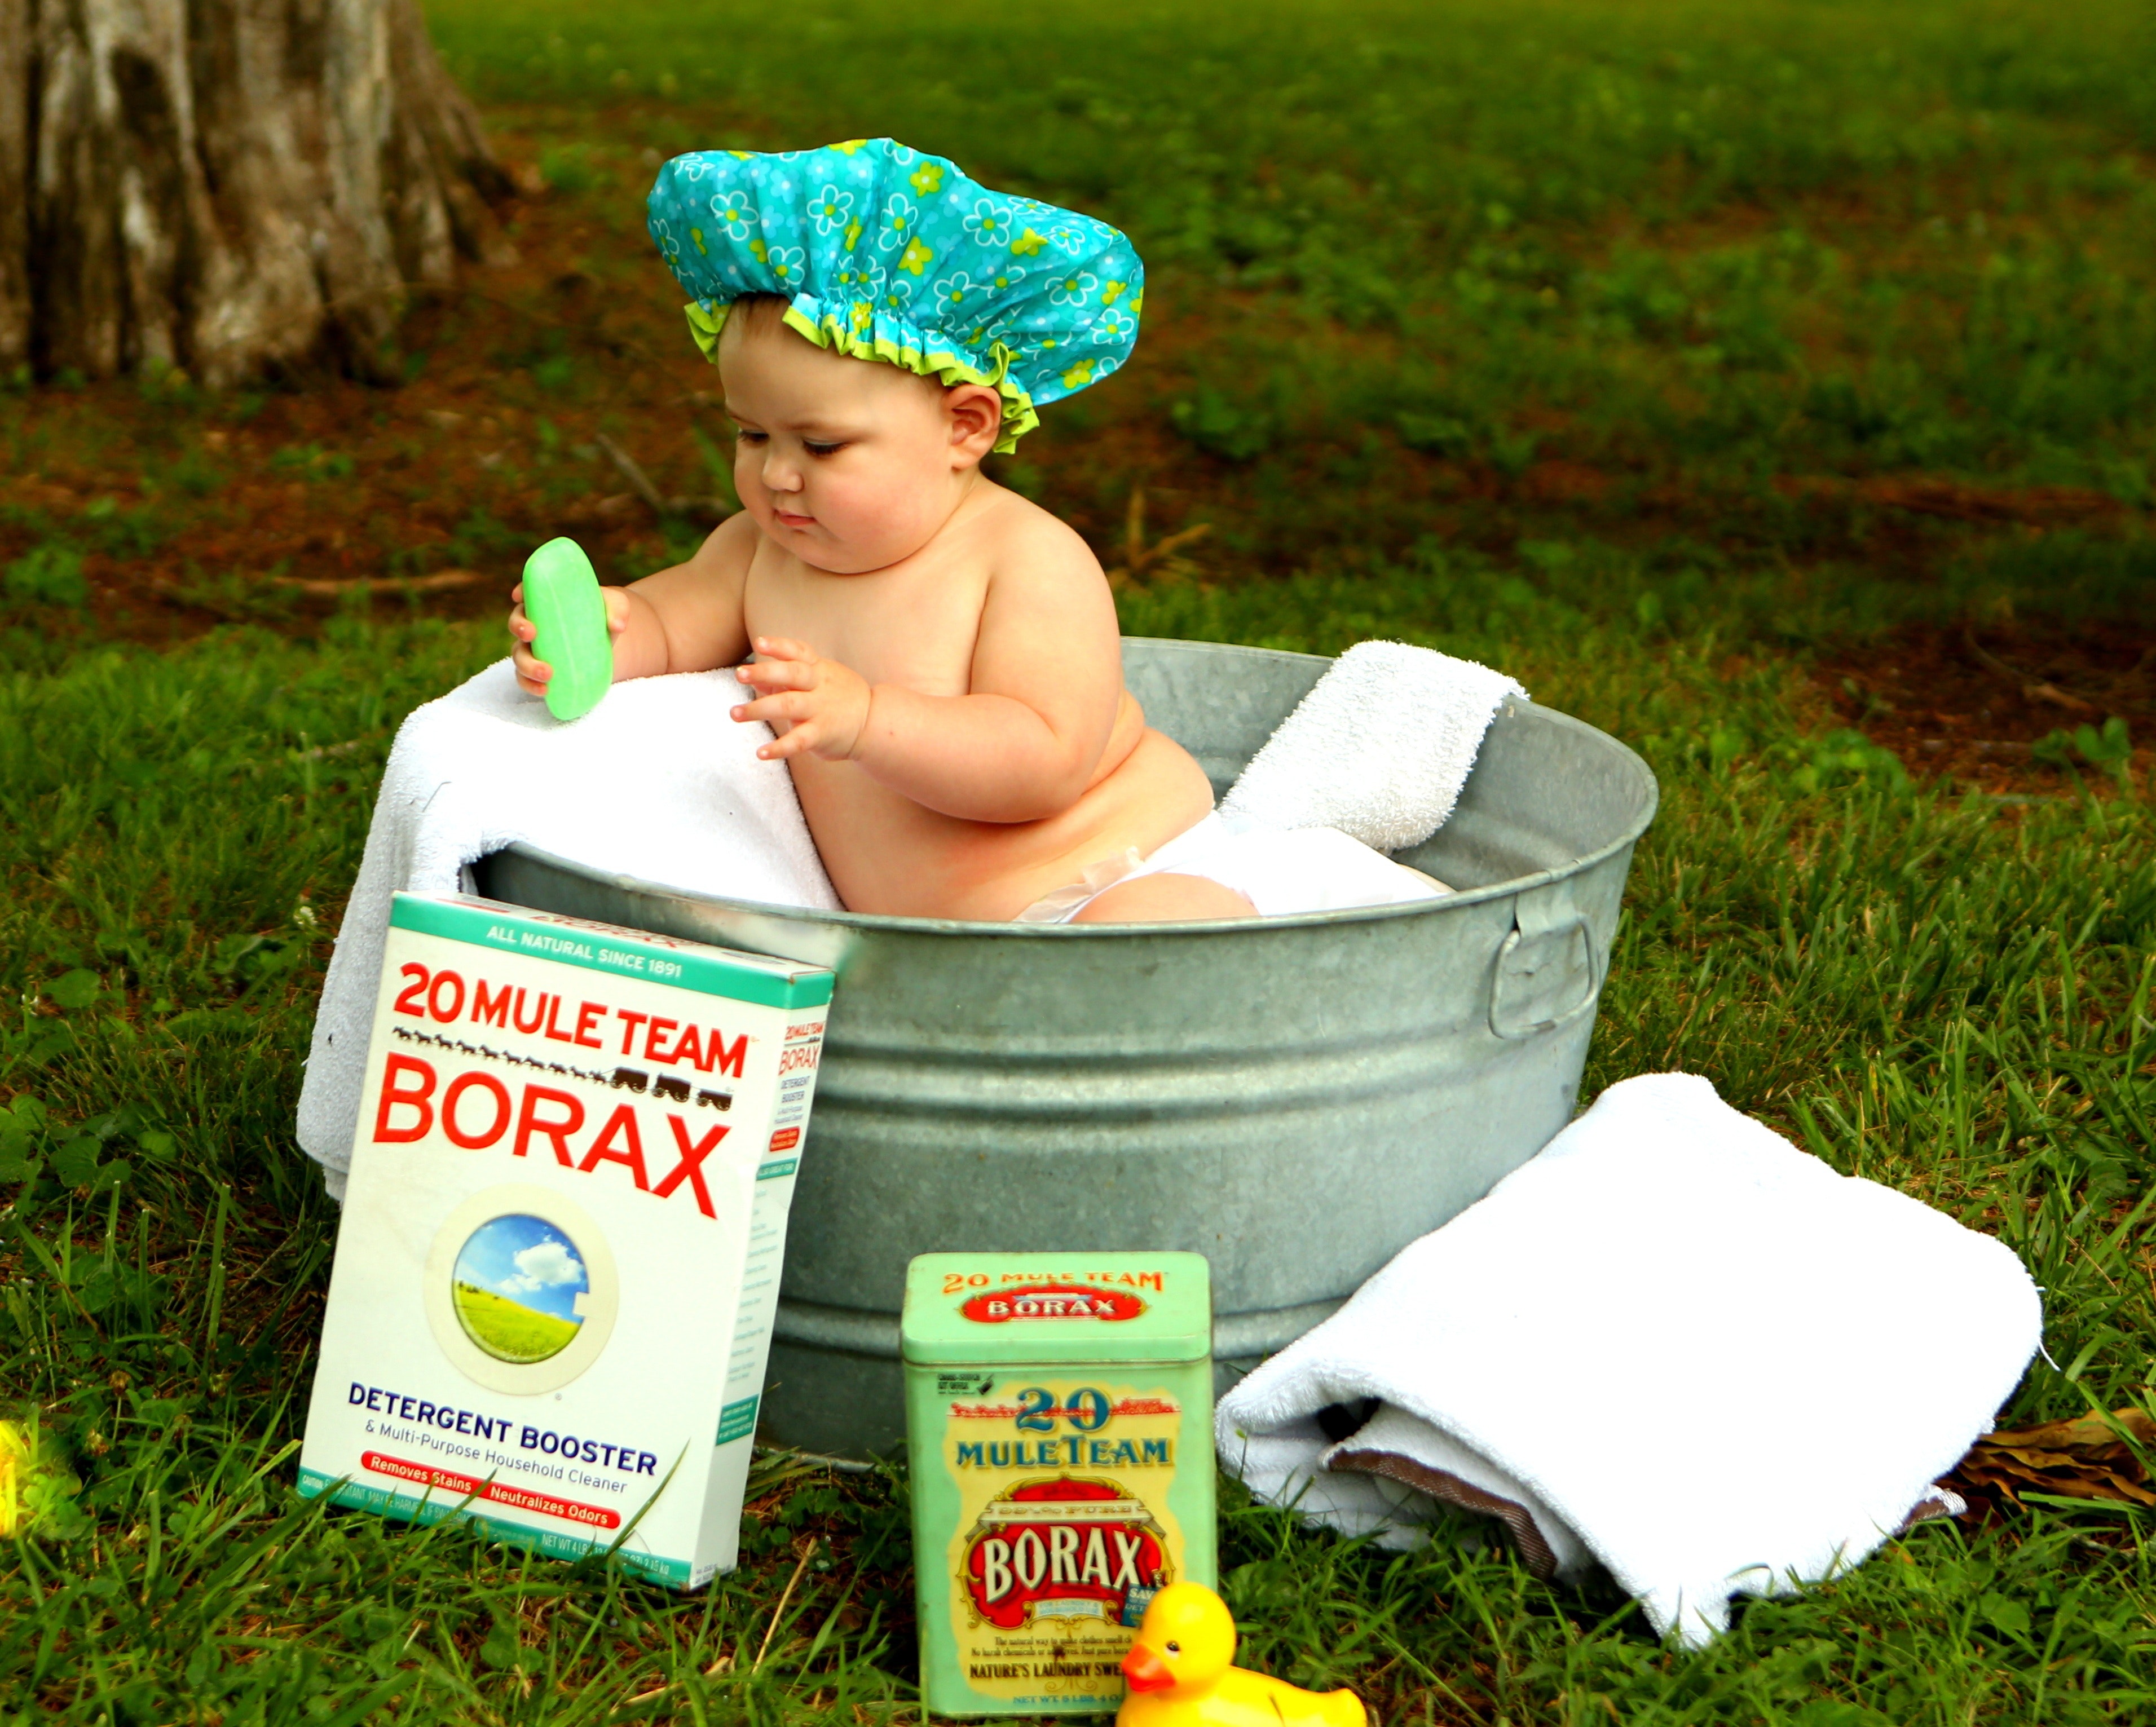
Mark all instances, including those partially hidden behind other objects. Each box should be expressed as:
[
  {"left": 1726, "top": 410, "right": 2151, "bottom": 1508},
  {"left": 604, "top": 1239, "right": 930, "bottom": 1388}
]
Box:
[{"left": 681, "top": 296, "right": 1042, "bottom": 454}]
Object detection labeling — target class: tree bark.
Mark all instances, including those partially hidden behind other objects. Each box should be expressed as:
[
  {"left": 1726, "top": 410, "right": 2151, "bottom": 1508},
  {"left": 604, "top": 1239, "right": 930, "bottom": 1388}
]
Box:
[{"left": 0, "top": 0, "right": 514, "bottom": 386}]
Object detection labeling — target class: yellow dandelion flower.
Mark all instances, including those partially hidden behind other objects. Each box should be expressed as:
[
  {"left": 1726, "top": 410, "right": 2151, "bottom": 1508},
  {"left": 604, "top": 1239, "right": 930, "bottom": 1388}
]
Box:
[
  {"left": 910, "top": 161, "right": 945, "bottom": 196},
  {"left": 0, "top": 1423, "right": 24, "bottom": 1536},
  {"left": 900, "top": 236, "right": 935, "bottom": 276}
]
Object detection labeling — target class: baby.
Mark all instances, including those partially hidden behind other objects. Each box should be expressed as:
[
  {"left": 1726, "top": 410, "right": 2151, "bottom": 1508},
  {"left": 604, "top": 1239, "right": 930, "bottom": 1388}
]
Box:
[{"left": 510, "top": 141, "right": 1439, "bottom": 925}]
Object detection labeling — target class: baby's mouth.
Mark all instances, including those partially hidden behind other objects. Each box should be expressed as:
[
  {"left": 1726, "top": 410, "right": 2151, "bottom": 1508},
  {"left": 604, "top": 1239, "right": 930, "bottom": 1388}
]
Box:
[{"left": 772, "top": 505, "right": 814, "bottom": 528}]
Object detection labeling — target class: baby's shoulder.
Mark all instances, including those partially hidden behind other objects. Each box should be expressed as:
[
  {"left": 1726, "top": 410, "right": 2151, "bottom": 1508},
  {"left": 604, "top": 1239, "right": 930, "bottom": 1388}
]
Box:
[
  {"left": 701, "top": 507, "right": 764, "bottom": 568},
  {"left": 972, "top": 484, "right": 1102, "bottom": 585}
]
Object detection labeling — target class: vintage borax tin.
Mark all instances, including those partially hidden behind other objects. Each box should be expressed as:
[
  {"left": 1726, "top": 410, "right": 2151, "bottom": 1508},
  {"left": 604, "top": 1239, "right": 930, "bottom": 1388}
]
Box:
[{"left": 904, "top": 1252, "right": 1215, "bottom": 1717}]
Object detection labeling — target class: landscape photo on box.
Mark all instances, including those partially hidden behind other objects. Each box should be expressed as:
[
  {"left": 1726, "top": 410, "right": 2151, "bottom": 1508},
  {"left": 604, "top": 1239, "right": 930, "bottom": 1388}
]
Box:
[{"left": 298, "top": 893, "right": 832, "bottom": 1588}]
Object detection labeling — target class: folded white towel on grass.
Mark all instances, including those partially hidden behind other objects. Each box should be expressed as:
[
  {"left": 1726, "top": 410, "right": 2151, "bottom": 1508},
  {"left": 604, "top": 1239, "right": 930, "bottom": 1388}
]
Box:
[
  {"left": 1219, "top": 640, "right": 1527, "bottom": 852},
  {"left": 1216, "top": 1072, "right": 2042, "bottom": 1646},
  {"left": 296, "top": 661, "right": 839, "bottom": 1197}
]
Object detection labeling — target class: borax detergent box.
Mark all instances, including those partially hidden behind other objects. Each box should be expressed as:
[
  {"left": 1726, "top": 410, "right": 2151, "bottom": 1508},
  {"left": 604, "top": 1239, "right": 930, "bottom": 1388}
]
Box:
[
  {"left": 903, "top": 1252, "right": 1216, "bottom": 1716},
  {"left": 298, "top": 892, "right": 832, "bottom": 1588}
]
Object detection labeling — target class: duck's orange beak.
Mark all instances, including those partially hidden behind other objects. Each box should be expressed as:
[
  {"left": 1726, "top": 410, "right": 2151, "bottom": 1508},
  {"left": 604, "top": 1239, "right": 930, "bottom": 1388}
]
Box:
[{"left": 1122, "top": 1642, "right": 1174, "bottom": 1692}]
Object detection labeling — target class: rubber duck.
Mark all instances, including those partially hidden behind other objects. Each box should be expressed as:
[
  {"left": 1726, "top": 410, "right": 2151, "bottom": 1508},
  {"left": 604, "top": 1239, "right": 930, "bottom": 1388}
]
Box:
[{"left": 1118, "top": 1581, "right": 1365, "bottom": 1727}]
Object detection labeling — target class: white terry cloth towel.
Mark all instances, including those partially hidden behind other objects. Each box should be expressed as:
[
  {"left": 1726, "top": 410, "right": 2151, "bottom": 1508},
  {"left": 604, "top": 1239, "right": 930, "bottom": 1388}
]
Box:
[
  {"left": 297, "top": 660, "right": 840, "bottom": 1199},
  {"left": 1215, "top": 1072, "right": 2043, "bottom": 1646},
  {"left": 1218, "top": 639, "right": 1527, "bottom": 853}
]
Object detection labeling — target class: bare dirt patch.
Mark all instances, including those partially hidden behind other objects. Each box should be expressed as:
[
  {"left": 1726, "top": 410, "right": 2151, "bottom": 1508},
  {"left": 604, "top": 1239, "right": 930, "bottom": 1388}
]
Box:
[
  {"left": 1814, "top": 617, "right": 2154, "bottom": 793},
  {"left": 1776, "top": 473, "right": 2137, "bottom": 530}
]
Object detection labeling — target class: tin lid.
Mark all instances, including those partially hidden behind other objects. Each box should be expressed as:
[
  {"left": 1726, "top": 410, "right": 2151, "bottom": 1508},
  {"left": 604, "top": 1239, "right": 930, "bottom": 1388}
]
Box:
[{"left": 902, "top": 1252, "right": 1212, "bottom": 1365}]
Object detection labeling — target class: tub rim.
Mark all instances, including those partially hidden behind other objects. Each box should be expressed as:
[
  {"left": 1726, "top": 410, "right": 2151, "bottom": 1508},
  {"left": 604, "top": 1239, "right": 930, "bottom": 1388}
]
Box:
[{"left": 486, "top": 639, "right": 1659, "bottom": 938}]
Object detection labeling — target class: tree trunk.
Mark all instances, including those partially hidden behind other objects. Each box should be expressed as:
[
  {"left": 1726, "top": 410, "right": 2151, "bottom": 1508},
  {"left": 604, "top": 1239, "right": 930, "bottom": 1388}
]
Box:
[{"left": 0, "top": 0, "right": 514, "bottom": 387}]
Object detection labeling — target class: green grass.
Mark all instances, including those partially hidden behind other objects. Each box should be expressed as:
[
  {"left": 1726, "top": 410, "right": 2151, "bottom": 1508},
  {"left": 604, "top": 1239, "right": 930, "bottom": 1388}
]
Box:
[
  {"left": 454, "top": 1284, "right": 583, "bottom": 1363},
  {"left": 8, "top": 0, "right": 2154, "bottom": 631},
  {"left": 3, "top": 0, "right": 2155, "bottom": 1719},
  {"left": 415, "top": 0, "right": 2156, "bottom": 615},
  {"left": 3, "top": 591, "right": 2152, "bottom": 1721}
]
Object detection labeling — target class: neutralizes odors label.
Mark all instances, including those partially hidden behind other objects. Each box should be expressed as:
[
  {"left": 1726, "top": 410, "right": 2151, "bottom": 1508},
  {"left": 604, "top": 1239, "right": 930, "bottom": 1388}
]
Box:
[{"left": 298, "top": 893, "right": 831, "bottom": 1588}]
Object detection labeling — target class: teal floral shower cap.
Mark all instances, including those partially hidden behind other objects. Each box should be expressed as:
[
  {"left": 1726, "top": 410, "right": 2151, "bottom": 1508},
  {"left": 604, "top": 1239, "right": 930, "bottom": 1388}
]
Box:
[{"left": 646, "top": 138, "right": 1143, "bottom": 453}]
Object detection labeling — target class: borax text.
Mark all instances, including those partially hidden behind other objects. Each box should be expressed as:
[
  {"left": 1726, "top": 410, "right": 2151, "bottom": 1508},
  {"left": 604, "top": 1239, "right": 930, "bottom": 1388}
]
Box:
[
  {"left": 391, "top": 961, "right": 749, "bottom": 1076},
  {"left": 978, "top": 1526, "right": 1156, "bottom": 1602},
  {"left": 374, "top": 1054, "right": 729, "bottom": 1217}
]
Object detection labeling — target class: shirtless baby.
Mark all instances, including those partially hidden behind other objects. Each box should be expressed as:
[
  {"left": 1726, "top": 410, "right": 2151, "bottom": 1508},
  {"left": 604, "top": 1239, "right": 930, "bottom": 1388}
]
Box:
[
  {"left": 513, "top": 293, "right": 1234, "bottom": 922},
  {"left": 512, "top": 142, "right": 1440, "bottom": 925}
]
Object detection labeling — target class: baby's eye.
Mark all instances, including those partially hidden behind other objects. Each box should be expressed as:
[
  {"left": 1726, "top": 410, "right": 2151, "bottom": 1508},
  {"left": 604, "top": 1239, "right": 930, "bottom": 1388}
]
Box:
[
  {"left": 803, "top": 440, "right": 845, "bottom": 458},
  {"left": 734, "top": 429, "right": 767, "bottom": 445}
]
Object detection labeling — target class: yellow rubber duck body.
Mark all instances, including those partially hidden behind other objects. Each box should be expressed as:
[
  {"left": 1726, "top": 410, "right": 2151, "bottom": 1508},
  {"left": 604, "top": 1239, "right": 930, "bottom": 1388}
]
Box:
[{"left": 1117, "top": 1582, "right": 1364, "bottom": 1727}]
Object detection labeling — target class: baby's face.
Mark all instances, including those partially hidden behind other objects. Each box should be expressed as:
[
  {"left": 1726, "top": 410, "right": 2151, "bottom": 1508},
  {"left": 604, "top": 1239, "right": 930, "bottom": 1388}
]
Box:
[{"left": 718, "top": 317, "right": 993, "bottom": 574}]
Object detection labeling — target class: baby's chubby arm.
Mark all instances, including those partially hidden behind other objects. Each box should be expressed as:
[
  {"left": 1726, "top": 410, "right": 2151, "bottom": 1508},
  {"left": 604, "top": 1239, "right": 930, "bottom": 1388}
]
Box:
[
  {"left": 734, "top": 516, "right": 1126, "bottom": 824},
  {"left": 509, "top": 515, "right": 756, "bottom": 694}
]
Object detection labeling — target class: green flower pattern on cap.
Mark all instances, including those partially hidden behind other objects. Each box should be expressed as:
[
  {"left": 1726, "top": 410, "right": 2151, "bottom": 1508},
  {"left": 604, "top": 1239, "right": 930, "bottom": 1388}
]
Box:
[{"left": 646, "top": 139, "right": 1144, "bottom": 453}]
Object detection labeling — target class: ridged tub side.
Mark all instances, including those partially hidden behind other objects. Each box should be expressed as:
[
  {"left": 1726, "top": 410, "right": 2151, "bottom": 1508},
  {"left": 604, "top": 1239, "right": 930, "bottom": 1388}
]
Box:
[{"left": 473, "top": 639, "right": 1658, "bottom": 1457}]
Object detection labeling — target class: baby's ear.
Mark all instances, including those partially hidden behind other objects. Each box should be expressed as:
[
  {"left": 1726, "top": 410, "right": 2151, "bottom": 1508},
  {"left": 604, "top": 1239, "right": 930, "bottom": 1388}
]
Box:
[{"left": 943, "top": 383, "right": 1004, "bottom": 465}]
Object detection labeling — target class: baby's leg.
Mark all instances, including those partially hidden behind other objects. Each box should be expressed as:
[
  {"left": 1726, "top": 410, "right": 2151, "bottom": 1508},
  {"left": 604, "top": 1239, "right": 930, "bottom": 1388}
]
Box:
[{"left": 1069, "top": 872, "right": 1255, "bottom": 924}]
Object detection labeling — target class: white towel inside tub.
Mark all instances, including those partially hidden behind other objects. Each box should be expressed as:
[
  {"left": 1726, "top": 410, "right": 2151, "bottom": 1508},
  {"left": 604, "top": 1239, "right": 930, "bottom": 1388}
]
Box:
[
  {"left": 1216, "top": 1073, "right": 2043, "bottom": 1647},
  {"left": 297, "top": 660, "right": 839, "bottom": 1199},
  {"left": 1220, "top": 640, "right": 1526, "bottom": 852}
]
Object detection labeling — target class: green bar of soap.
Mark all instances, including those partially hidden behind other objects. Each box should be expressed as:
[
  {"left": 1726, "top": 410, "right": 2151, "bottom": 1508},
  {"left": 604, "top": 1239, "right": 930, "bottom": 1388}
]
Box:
[{"left": 522, "top": 537, "right": 612, "bottom": 722}]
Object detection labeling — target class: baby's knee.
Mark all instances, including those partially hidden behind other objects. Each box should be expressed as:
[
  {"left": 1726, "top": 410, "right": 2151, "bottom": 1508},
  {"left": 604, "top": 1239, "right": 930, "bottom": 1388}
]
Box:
[{"left": 1068, "top": 872, "right": 1255, "bottom": 925}]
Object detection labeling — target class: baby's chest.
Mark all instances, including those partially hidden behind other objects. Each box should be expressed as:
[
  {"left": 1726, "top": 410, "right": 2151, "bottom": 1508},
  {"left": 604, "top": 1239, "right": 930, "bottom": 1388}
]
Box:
[{"left": 745, "top": 560, "right": 987, "bottom": 695}]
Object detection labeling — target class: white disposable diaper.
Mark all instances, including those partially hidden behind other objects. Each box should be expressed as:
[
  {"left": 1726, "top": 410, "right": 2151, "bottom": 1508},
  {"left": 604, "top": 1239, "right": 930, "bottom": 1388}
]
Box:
[{"left": 1015, "top": 812, "right": 1448, "bottom": 923}]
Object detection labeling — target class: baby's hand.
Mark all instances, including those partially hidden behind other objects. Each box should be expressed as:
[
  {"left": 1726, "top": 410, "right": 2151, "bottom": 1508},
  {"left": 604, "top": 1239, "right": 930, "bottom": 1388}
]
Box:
[
  {"left": 508, "top": 582, "right": 631, "bottom": 697},
  {"left": 732, "top": 637, "right": 872, "bottom": 762}
]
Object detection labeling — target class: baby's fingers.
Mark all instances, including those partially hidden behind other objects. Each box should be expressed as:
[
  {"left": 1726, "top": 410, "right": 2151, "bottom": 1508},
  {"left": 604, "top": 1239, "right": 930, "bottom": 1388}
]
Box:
[
  {"left": 754, "top": 724, "right": 818, "bottom": 762},
  {"left": 730, "top": 690, "right": 809, "bottom": 727},
  {"left": 514, "top": 645, "right": 553, "bottom": 697},
  {"left": 737, "top": 656, "right": 817, "bottom": 693},
  {"left": 750, "top": 634, "right": 816, "bottom": 665},
  {"left": 730, "top": 691, "right": 817, "bottom": 756}
]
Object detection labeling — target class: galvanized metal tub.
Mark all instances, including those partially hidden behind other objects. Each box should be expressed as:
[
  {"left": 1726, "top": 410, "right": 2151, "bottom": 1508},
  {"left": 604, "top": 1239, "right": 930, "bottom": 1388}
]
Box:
[{"left": 470, "top": 637, "right": 1657, "bottom": 1456}]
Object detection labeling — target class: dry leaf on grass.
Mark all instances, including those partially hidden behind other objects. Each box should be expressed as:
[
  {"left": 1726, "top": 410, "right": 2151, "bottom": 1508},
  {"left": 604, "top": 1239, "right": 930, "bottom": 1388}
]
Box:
[{"left": 1945, "top": 1408, "right": 2155, "bottom": 1520}]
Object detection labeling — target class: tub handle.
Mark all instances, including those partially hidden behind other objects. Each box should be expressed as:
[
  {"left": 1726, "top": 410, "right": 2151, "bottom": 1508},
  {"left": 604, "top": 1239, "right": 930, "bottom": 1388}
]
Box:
[{"left": 1489, "top": 881, "right": 1603, "bottom": 1039}]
